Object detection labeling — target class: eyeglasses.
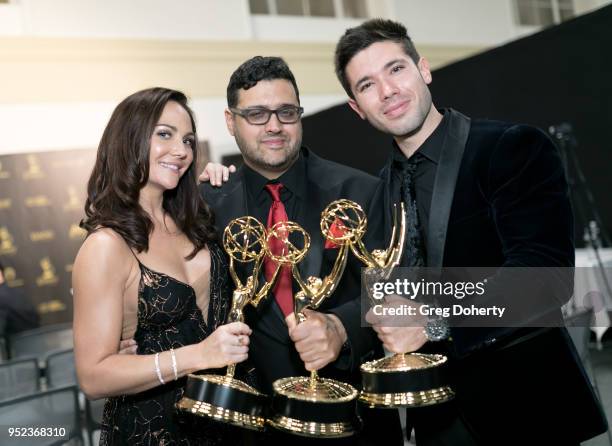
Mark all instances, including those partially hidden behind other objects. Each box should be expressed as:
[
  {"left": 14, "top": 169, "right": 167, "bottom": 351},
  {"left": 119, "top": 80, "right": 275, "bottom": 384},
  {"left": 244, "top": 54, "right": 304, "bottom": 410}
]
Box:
[{"left": 230, "top": 105, "right": 304, "bottom": 125}]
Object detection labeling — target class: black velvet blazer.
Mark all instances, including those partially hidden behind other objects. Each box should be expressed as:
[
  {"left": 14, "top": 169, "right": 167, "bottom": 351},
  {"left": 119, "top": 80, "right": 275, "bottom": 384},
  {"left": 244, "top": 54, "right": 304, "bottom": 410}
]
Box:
[
  {"left": 379, "top": 109, "right": 607, "bottom": 443},
  {"left": 381, "top": 108, "right": 575, "bottom": 352}
]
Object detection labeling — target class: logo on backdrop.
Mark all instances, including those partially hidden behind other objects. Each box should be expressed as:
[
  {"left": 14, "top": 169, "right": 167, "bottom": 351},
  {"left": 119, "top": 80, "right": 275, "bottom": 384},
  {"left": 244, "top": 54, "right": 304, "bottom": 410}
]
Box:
[
  {"left": 4, "top": 267, "right": 24, "bottom": 288},
  {"left": 25, "top": 195, "right": 51, "bottom": 207},
  {"left": 0, "top": 227, "right": 17, "bottom": 255},
  {"left": 64, "top": 186, "right": 81, "bottom": 211},
  {"left": 30, "top": 230, "right": 55, "bottom": 242},
  {"left": 0, "top": 161, "right": 10, "bottom": 179},
  {"left": 38, "top": 299, "right": 66, "bottom": 314},
  {"left": 23, "top": 154, "right": 45, "bottom": 180},
  {"left": 0, "top": 198, "right": 11, "bottom": 209},
  {"left": 36, "top": 257, "right": 59, "bottom": 286},
  {"left": 68, "top": 223, "right": 87, "bottom": 240}
]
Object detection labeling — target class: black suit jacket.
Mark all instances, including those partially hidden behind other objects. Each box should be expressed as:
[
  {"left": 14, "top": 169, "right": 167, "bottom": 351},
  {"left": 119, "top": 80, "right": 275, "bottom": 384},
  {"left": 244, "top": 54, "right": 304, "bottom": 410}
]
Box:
[
  {"left": 202, "top": 148, "right": 405, "bottom": 445},
  {"left": 0, "top": 283, "right": 39, "bottom": 337},
  {"left": 379, "top": 109, "right": 607, "bottom": 444},
  {"left": 201, "top": 148, "right": 384, "bottom": 392}
]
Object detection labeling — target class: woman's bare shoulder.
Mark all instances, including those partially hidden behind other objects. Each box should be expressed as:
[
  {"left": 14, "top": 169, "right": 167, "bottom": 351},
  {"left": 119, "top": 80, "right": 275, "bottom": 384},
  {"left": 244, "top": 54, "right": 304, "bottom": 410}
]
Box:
[{"left": 74, "top": 228, "right": 134, "bottom": 280}]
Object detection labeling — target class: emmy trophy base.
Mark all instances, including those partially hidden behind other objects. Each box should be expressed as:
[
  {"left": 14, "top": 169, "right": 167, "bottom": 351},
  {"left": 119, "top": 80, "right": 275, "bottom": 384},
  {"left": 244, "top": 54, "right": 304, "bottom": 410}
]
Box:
[
  {"left": 269, "top": 376, "right": 360, "bottom": 438},
  {"left": 359, "top": 353, "right": 455, "bottom": 409},
  {"left": 177, "top": 374, "right": 268, "bottom": 431}
]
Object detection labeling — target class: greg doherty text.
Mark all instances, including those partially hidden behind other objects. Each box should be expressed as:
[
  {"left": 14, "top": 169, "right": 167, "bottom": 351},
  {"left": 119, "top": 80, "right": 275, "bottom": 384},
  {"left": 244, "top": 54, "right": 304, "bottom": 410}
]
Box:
[{"left": 372, "top": 304, "right": 506, "bottom": 319}]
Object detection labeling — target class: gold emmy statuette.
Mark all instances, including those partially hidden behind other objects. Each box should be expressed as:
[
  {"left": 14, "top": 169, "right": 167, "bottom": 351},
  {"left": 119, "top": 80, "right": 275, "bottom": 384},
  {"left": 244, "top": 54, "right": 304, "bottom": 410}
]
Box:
[
  {"left": 177, "top": 216, "right": 282, "bottom": 431},
  {"left": 23, "top": 154, "right": 44, "bottom": 179},
  {"left": 267, "top": 212, "right": 359, "bottom": 438},
  {"left": 0, "top": 160, "right": 10, "bottom": 179},
  {"left": 327, "top": 199, "right": 454, "bottom": 409},
  {"left": 64, "top": 186, "right": 81, "bottom": 211}
]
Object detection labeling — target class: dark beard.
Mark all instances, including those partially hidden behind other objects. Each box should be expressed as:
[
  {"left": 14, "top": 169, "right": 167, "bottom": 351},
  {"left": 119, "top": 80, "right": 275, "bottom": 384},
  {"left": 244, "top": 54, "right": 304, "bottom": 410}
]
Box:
[{"left": 235, "top": 132, "right": 301, "bottom": 173}]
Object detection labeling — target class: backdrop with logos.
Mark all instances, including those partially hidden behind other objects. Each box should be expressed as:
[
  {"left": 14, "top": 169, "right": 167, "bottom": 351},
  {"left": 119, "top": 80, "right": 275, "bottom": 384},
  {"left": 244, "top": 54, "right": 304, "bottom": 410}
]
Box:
[
  {"left": 0, "top": 141, "right": 210, "bottom": 327},
  {"left": 0, "top": 149, "right": 96, "bottom": 326}
]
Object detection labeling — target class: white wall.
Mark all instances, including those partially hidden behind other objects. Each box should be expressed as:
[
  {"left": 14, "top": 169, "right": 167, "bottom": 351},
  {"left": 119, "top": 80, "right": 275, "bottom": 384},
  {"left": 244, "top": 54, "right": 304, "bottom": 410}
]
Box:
[
  {"left": 2, "top": 0, "right": 609, "bottom": 159},
  {"left": 251, "top": 15, "right": 364, "bottom": 42},
  {"left": 14, "top": 0, "right": 252, "bottom": 40},
  {"left": 7, "top": 0, "right": 610, "bottom": 46},
  {"left": 0, "top": 93, "right": 346, "bottom": 159},
  {"left": 393, "top": 0, "right": 518, "bottom": 46},
  {"left": 3, "top": 0, "right": 612, "bottom": 43},
  {"left": 2, "top": 0, "right": 395, "bottom": 42},
  {"left": 393, "top": 0, "right": 612, "bottom": 46},
  {"left": 0, "top": 3, "right": 22, "bottom": 35},
  {"left": 574, "top": 0, "right": 612, "bottom": 13}
]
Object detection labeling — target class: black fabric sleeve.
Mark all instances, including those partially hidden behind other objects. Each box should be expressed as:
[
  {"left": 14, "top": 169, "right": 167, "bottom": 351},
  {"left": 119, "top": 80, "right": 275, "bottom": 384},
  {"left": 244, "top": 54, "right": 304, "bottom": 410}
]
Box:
[{"left": 450, "top": 125, "right": 575, "bottom": 357}]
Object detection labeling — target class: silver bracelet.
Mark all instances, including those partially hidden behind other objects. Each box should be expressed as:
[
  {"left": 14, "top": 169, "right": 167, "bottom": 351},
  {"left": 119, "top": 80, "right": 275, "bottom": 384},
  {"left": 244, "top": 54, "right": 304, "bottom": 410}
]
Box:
[
  {"left": 170, "top": 348, "right": 178, "bottom": 381},
  {"left": 154, "top": 352, "right": 165, "bottom": 385}
]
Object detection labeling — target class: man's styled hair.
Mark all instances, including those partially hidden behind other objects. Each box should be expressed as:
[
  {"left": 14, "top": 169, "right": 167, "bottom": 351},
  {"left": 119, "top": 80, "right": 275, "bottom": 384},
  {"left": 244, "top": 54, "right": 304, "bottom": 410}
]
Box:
[
  {"left": 334, "top": 19, "right": 420, "bottom": 98},
  {"left": 227, "top": 56, "right": 300, "bottom": 107}
]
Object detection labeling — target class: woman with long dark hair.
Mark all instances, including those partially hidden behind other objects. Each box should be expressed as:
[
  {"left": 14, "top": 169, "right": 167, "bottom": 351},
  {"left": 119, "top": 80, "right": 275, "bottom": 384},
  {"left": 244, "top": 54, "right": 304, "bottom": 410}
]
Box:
[{"left": 73, "top": 87, "right": 249, "bottom": 445}]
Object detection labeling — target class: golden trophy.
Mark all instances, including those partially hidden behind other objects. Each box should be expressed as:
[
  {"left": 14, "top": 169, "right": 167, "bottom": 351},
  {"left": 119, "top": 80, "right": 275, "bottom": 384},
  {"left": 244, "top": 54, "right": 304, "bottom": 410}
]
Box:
[
  {"left": 177, "top": 216, "right": 282, "bottom": 431},
  {"left": 266, "top": 213, "right": 360, "bottom": 438},
  {"left": 322, "top": 199, "right": 454, "bottom": 409}
]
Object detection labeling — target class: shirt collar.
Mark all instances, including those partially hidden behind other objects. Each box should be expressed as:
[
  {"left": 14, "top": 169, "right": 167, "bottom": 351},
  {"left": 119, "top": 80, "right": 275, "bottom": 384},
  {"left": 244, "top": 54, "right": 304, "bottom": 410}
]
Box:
[
  {"left": 243, "top": 147, "right": 307, "bottom": 203},
  {"left": 392, "top": 108, "right": 449, "bottom": 165}
]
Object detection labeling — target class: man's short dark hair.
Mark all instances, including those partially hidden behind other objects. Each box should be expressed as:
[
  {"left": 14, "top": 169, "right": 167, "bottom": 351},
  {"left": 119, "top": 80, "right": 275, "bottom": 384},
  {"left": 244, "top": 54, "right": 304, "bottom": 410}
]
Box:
[
  {"left": 334, "top": 19, "right": 420, "bottom": 99},
  {"left": 227, "top": 56, "right": 300, "bottom": 108}
]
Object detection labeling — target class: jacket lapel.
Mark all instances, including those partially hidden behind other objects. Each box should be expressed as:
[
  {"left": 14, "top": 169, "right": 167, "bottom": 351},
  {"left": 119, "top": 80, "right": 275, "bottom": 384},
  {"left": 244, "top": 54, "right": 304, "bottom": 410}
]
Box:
[
  {"left": 379, "top": 158, "right": 395, "bottom": 245},
  {"left": 207, "top": 170, "right": 248, "bottom": 230},
  {"left": 296, "top": 155, "right": 325, "bottom": 284},
  {"left": 426, "top": 109, "right": 471, "bottom": 267}
]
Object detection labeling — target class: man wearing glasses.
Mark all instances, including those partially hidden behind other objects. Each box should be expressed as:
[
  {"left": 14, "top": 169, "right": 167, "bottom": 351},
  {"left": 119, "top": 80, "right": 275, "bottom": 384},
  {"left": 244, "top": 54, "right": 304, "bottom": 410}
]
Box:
[{"left": 201, "top": 56, "right": 403, "bottom": 445}]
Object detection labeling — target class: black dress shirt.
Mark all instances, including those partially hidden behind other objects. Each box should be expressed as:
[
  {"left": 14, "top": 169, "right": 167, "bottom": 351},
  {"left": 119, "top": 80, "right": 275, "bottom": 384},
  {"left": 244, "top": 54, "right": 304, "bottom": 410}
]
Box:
[
  {"left": 242, "top": 151, "right": 306, "bottom": 225},
  {"left": 241, "top": 149, "right": 354, "bottom": 366},
  {"left": 241, "top": 152, "right": 308, "bottom": 295},
  {"left": 390, "top": 110, "right": 449, "bottom": 260}
]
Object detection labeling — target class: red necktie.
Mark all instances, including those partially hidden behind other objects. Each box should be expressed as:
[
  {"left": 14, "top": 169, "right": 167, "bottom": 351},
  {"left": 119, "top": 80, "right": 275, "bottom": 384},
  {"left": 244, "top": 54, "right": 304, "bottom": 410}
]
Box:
[{"left": 264, "top": 183, "right": 294, "bottom": 317}]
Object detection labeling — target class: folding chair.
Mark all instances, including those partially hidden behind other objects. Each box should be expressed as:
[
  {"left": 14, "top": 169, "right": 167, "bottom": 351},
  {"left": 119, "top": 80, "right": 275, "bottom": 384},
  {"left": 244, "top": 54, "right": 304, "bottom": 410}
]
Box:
[
  {"left": 84, "top": 398, "right": 104, "bottom": 446},
  {"left": 565, "top": 310, "right": 608, "bottom": 419},
  {"left": 0, "top": 385, "right": 83, "bottom": 445},
  {"left": 0, "top": 357, "right": 39, "bottom": 401},
  {"left": 45, "top": 348, "right": 104, "bottom": 446},
  {"left": 46, "top": 349, "right": 77, "bottom": 389},
  {"left": 0, "top": 336, "right": 7, "bottom": 361},
  {"left": 8, "top": 323, "right": 73, "bottom": 362},
  {"left": 566, "top": 309, "right": 594, "bottom": 364}
]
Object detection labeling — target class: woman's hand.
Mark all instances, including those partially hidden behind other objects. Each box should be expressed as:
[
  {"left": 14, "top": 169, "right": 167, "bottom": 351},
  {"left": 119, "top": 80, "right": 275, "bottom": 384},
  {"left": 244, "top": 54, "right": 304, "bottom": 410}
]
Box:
[
  {"left": 118, "top": 339, "right": 138, "bottom": 354},
  {"left": 198, "top": 321, "right": 251, "bottom": 369}
]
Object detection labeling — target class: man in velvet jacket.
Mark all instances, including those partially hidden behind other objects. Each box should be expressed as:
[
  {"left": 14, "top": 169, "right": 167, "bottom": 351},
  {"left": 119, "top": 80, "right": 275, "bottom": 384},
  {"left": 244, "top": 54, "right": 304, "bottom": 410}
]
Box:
[
  {"left": 200, "top": 56, "right": 402, "bottom": 445},
  {"left": 334, "top": 19, "right": 608, "bottom": 445}
]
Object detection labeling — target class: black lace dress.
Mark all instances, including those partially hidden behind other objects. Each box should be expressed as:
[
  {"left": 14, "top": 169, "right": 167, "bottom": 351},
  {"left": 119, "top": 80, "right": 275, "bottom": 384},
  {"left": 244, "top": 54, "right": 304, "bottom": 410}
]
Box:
[{"left": 99, "top": 242, "right": 240, "bottom": 446}]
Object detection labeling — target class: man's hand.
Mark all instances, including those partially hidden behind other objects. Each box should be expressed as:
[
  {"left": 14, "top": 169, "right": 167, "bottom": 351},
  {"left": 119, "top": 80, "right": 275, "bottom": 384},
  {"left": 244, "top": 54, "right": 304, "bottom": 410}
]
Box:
[
  {"left": 198, "top": 162, "right": 236, "bottom": 186},
  {"left": 286, "top": 310, "right": 347, "bottom": 371},
  {"left": 365, "top": 295, "right": 428, "bottom": 354}
]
